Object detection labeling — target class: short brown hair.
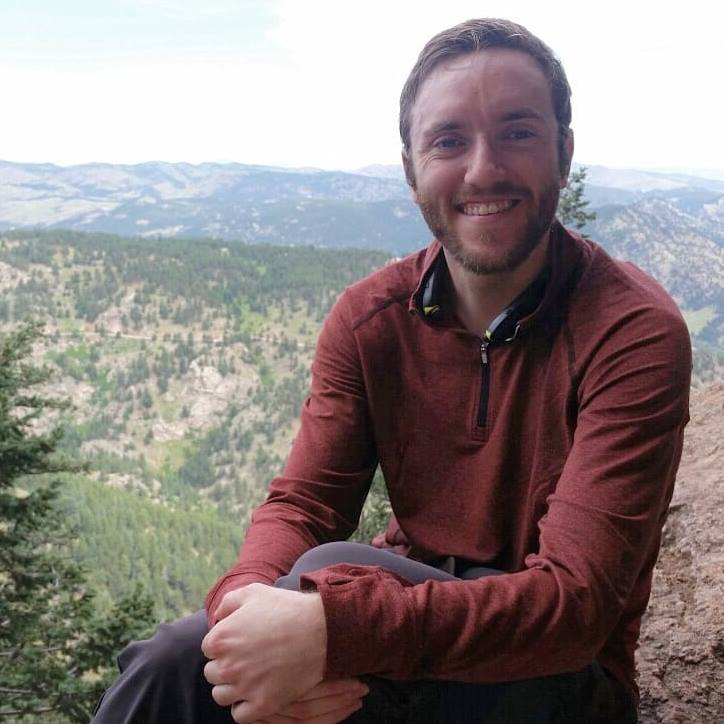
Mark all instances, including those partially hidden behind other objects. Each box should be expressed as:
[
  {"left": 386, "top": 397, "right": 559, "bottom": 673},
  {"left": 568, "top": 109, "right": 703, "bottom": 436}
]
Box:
[{"left": 399, "top": 18, "right": 572, "bottom": 159}]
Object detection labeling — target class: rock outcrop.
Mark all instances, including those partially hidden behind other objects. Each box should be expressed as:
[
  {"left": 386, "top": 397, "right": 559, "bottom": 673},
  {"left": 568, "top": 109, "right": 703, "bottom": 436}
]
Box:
[{"left": 637, "top": 382, "right": 724, "bottom": 721}]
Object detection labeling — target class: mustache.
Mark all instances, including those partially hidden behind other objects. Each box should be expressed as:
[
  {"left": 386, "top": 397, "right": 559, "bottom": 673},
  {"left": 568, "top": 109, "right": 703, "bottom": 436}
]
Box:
[{"left": 453, "top": 183, "right": 532, "bottom": 203}]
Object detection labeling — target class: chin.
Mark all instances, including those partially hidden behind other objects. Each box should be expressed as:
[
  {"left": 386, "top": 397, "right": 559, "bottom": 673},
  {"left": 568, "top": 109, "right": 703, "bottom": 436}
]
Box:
[
  {"left": 444, "top": 230, "right": 545, "bottom": 276},
  {"left": 417, "top": 179, "right": 561, "bottom": 276}
]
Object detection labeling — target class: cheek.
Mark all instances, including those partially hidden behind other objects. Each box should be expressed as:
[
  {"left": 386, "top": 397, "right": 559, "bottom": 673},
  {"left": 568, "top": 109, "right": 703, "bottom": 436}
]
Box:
[{"left": 415, "top": 164, "right": 460, "bottom": 200}]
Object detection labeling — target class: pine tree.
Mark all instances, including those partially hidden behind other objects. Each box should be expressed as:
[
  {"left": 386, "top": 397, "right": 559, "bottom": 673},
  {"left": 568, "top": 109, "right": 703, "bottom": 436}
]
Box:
[
  {"left": 0, "top": 322, "right": 156, "bottom": 722},
  {"left": 558, "top": 166, "right": 597, "bottom": 232}
]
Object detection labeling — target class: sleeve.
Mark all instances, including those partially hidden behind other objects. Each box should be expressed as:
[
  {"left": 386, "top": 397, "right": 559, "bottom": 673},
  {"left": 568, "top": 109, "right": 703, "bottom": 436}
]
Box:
[
  {"left": 205, "top": 292, "right": 377, "bottom": 623},
  {"left": 300, "top": 302, "right": 692, "bottom": 683}
]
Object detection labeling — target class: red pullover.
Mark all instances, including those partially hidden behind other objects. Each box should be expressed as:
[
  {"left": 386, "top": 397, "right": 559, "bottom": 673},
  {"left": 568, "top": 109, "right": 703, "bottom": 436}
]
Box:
[{"left": 206, "top": 223, "right": 691, "bottom": 703}]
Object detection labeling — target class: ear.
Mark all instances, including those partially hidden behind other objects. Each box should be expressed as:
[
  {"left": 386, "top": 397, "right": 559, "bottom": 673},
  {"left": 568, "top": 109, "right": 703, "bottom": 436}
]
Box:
[
  {"left": 559, "top": 129, "right": 574, "bottom": 188},
  {"left": 401, "top": 148, "right": 419, "bottom": 203}
]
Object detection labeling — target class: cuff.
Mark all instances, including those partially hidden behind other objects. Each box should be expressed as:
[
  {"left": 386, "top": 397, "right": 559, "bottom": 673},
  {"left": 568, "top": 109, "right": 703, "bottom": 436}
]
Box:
[{"left": 301, "top": 564, "right": 420, "bottom": 679}]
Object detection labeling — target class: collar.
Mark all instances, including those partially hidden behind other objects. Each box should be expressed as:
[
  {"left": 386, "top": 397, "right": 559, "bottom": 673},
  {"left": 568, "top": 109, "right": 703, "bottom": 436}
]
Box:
[{"left": 408, "top": 221, "right": 586, "bottom": 337}]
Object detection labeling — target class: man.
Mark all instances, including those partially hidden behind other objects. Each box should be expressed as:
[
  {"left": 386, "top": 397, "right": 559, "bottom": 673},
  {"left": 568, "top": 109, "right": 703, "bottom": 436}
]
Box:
[{"left": 94, "top": 18, "right": 691, "bottom": 723}]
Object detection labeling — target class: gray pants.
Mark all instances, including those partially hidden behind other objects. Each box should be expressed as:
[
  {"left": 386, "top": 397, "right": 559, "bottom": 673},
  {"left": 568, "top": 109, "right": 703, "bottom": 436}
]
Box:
[{"left": 93, "top": 543, "right": 636, "bottom": 723}]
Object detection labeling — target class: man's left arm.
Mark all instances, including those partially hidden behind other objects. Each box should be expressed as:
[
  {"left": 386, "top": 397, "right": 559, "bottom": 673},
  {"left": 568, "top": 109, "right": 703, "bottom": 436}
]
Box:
[{"left": 299, "top": 300, "right": 691, "bottom": 683}]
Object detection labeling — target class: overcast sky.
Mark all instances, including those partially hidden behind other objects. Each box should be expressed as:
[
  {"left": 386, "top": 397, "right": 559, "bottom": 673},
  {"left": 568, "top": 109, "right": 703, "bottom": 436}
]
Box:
[{"left": 1, "top": 0, "right": 722, "bottom": 175}]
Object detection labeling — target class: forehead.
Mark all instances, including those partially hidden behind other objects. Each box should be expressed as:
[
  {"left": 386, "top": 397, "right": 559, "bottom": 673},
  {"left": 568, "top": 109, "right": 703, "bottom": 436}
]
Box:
[{"left": 410, "top": 49, "right": 554, "bottom": 138}]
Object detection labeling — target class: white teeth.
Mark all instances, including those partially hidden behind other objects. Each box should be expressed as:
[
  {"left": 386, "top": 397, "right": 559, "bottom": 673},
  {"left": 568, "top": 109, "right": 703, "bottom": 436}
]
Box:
[{"left": 461, "top": 200, "right": 516, "bottom": 215}]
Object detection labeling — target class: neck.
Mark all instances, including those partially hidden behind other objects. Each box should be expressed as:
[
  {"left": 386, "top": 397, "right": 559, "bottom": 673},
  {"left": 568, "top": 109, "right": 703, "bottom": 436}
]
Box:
[{"left": 444, "top": 233, "right": 550, "bottom": 335}]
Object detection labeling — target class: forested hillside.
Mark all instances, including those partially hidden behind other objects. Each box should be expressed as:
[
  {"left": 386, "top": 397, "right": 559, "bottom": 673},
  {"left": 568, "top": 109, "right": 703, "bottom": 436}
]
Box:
[
  {"left": 0, "top": 229, "right": 389, "bottom": 620},
  {"left": 2, "top": 223, "right": 722, "bottom": 628}
]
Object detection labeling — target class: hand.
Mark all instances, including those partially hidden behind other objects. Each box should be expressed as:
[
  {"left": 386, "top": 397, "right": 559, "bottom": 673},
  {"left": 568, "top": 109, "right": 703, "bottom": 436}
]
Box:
[
  {"left": 201, "top": 583, "right": 327, "bottom": 723},
  {"left": 250, "top": 678, "right": 369, "bottom": 723}
]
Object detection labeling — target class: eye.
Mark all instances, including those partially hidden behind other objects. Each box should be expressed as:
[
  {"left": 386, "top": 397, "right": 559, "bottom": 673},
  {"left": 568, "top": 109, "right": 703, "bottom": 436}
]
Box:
[
  {"left": 502, "top": 128, "right": 536, "bottom": 141},
  {"left": 433, "top": 136, "right": 464, "bottom": 150}
]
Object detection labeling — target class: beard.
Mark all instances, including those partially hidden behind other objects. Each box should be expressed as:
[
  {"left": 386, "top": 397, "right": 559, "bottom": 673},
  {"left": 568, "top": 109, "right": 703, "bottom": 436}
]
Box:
[{"left": 417, "top": 178, "right": 561, "bottom": 275}]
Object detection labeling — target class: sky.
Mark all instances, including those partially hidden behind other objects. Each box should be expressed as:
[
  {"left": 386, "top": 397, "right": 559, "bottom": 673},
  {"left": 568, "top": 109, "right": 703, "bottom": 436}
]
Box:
[{"left": 1, "top": 0, "right": 722, "bottom": 175}]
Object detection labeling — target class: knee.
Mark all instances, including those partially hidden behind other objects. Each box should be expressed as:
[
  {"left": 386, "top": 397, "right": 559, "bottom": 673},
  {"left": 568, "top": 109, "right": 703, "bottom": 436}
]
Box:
[
  {"left": 276, "top": 542, "right": 382, "bottom": 591},
  {"left": 119, "top": 610, "right": 208, "bottom": 675},
  {"left": 292, "top": 542, "right": 356, "bottom": 571}
]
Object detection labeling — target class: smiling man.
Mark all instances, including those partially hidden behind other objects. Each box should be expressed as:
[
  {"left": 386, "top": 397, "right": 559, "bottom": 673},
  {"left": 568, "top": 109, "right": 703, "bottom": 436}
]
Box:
[{"left": 94, "top": 18, "right": 691, "bottom": 724}]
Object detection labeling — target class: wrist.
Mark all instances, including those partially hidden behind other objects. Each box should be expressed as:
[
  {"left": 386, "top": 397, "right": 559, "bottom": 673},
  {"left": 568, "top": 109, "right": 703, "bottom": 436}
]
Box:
[{"left": 303, "top": 591, "right": 327, "bottom": 679}]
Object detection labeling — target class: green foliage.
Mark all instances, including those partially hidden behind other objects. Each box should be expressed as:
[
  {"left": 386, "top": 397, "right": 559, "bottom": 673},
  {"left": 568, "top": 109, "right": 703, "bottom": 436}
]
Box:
[
  {"left": 0, "top": 230, "right": 396, "bottom": 675},
  {"left": 558, "top": 166, "right": 597, "bottom": 232},
  {"left": 59, "top": 475, "right": 243, "bottom": 620},
  {"left": 351, "top": 470, "right": 392, "bottom": 544},
  {"left": 0, "top": 323, "right": 156, "bottom": 722},
  {"left": 0, "top": 229, "right": 389, "bottom": 328}
]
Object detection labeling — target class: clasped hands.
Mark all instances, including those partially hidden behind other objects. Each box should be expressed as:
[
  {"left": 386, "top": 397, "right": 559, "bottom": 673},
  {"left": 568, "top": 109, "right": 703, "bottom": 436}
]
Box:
[{"left": 201, "top": 583, "right": 368, "bottom": 723}]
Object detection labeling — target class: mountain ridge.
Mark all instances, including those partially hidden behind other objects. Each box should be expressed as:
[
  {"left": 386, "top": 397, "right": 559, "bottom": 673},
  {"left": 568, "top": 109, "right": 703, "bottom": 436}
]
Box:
[{"left": 2, "top": 158, "right": 722, "bottom": 347}]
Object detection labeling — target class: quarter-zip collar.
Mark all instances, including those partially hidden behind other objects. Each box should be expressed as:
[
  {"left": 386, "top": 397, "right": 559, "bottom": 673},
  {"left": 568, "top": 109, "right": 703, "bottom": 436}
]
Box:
[{"left": 408, "top": 221, "right": 586, "bottom": 335}]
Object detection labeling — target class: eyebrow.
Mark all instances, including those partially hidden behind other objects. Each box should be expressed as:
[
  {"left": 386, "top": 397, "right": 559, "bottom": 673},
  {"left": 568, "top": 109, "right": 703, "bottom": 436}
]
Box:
[
  {"left": 421, "top": 108, "right": 546, "bottom": 136},
  {"left": 500, "top": 108, "right": 545, "bottom": 122},
  {"left": 421, "top": 121, "right": 464, "bottom": 138}
]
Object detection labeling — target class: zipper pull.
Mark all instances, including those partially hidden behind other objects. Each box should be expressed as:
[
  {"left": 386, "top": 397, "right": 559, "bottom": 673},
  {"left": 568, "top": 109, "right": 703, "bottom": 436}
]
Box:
[{"left": 480, "top": 331, "right": 491, "bottom": 365}]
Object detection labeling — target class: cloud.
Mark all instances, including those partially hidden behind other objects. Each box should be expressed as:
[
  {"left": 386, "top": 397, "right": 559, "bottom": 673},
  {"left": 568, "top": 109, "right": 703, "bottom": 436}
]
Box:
[
  {"left": 2, "top": 0, "right": 722, "bottom": 169},
  {"left": 124, "top": 0, "right": 273, "bottom": 21}
]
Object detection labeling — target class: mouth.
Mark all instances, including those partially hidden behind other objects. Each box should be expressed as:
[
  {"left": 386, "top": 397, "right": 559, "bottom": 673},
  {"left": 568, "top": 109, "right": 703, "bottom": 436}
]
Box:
[{"left": 457, "top": 199, "right": 519, "bottom": 216}]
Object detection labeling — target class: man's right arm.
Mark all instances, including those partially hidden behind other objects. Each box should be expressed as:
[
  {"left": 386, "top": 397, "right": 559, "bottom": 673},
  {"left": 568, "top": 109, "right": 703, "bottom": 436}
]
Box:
[{"left": 205, "top": 291, "right": 376, "bottom": 624}]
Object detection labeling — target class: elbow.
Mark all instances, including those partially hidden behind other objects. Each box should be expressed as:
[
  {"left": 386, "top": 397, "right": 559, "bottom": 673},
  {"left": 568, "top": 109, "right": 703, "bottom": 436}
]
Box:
[{"left": 542, "top": 562, "right": 627, "bottom": 670}]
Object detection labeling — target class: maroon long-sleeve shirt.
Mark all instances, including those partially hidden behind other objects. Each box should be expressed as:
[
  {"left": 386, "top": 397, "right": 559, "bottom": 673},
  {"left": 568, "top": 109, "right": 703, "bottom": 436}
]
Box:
[{"left": 206, "top": 223, "right": 691, "bottom": 702}]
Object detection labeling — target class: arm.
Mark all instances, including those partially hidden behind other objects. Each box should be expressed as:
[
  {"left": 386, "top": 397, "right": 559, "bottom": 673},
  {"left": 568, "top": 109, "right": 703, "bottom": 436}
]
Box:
[
  {"left": 205, "top": 291, "right": 376, "bottom": 623},
  {"left": 300, "top": 302, "right": 692, "bottom": 683},
  {"left": 202, "top": 293, "right": 375, "bottom": 722}
]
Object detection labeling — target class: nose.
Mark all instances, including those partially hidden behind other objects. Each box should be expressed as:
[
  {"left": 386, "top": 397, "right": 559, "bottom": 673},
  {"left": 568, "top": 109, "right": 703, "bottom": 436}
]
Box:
[{"left": 463, "top": 136, "right": 504, "bottom": 188}]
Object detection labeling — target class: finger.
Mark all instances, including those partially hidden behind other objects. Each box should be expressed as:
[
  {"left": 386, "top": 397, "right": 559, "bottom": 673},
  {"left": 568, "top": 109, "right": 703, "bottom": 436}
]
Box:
[
  {"left": 201, "top": 627, "right": 223, "bottom": 659},
  {"left": 232, "top": 700, "right": 266, "bottom": 724},
  {"left": 295, "top": 678, "right": 368, "bottom": 702},
  {"left": 216, "top": 587, "right": 249, "bottom": 621},
  {"left": 212, "top": 683, "right": 243, "bottom": 708},
  {"left": 203, "top": 659, "right": 223, "bottom": 685}
]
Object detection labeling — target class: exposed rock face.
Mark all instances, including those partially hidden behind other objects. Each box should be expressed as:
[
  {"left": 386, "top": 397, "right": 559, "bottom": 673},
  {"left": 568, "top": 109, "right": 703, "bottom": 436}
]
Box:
[
  {"left": 637, "top": 382, "right": 724, "bottom": 722},
  {"left": 152, "top": 357, "right": 259, "bottom": 442}
]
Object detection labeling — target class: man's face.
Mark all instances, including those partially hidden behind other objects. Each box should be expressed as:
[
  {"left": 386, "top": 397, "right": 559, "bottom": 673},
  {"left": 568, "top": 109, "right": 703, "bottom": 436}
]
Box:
[{"left": 404, "top": 49, "right": 572, "bottom": 276}]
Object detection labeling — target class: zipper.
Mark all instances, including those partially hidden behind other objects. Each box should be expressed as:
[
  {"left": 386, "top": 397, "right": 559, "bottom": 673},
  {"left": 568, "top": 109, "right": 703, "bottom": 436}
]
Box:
[{"left": 476, "top": 333, "right": 492, "bottom": 428}]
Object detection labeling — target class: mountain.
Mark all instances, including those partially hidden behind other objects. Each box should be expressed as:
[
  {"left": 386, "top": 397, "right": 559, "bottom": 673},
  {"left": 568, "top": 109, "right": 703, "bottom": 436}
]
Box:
[
  {"left": 587, "top": 197, "right": 724, "bottom": 349},
  {"left": 3, "top": 159, "right": 722, "bottom": 250},
  {"left": 0, "top": 160, "right": 422, "bottom": 249},
  {"left": 581, "top": 164, "right": 724, "bottom": 194},
  {"left": 1, "top": 158, "right": 722, "bottom": 349}
]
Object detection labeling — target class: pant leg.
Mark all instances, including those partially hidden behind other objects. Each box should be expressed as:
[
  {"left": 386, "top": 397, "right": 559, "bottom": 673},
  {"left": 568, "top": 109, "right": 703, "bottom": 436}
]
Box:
[
  {"left": 92, "top": 610, "right": 231, "bottom": 724},
  {"left": 437, "top": 663, "right": 637, "bottom": 724},
  {"left": 274, "top": 541, "right": 459, "bottom": 590}
]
